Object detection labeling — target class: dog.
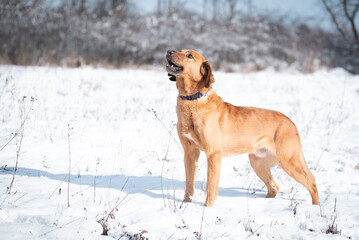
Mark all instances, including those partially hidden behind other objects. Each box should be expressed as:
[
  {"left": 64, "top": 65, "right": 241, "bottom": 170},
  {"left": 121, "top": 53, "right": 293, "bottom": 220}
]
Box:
[{"left": 166, "top": 49, "right": 319, "bottom": 207}]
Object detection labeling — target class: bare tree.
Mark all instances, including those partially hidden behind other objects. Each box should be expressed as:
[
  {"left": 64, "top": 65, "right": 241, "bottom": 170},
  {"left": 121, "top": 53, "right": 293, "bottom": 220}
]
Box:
[
  {"left": 212, "top": 0, "right": 218, "bottom": 21},
  {"left": 111, "top": 0, "right": 127, "bottom": 19},
  {"left": 112, "top": 0, "right": 119, "bottom": 10},
  {"left": 168, "top": 0, "right": 172, "bottom": 14},
  {"left": 157, "top": 0, "right": 162, "bottom": 16},
  {"left": 164, "top": 0, "right": 188, "bottom": 16},
  {"left": 247, "top": 0, "right": 252, "bottom": 16},
  {"left": 33, "top": 0, "right": 41, "bottom": 7},
  {"left": 343, "top": 0, "right": 359, "bottom": 46},
  {"left": 321, "top": 0, "right": 359, "bottom": 48},
  {"left": 203, "top": 0, "right": 207, "bottom": 19},
  {"left": 321, "top": 0, "right": 348, "bottom": 41},
  {"left": 227, "top": 0, "right": 238, "bottom": 20},
  {"left": 80, "top": 0, "right": 86, "bottom": 13}
]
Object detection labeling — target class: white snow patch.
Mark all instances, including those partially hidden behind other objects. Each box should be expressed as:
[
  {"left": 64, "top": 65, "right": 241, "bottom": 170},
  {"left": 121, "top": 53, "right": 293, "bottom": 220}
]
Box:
[{"left": 0, "top": 66, "right": 358, "bottom": 240}]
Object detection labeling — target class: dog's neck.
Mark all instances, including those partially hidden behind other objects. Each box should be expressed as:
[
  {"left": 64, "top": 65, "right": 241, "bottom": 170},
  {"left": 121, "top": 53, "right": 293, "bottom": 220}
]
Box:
[
  {"left": 180, "top": 91, "right": 208, "bottom": 101},
  {"left": 175, "top": 75, "right": 213, "bottom": 97}
]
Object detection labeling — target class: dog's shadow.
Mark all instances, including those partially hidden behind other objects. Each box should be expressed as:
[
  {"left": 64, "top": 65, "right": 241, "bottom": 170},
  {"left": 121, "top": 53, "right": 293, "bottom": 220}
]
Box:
[{"left": 0, "top": 167, "right": 266, "bottom": 203}]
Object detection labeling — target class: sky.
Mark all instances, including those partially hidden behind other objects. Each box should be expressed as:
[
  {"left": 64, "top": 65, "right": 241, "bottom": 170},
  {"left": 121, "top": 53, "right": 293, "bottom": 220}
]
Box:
[{"left": 133, "top": 0, "right": 333, "bottom": 30}]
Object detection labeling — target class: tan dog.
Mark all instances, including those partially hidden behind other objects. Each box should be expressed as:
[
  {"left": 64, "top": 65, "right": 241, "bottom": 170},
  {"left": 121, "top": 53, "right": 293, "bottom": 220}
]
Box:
[{"left": 166, "top": 49, "right": 319, "bottom": 207}]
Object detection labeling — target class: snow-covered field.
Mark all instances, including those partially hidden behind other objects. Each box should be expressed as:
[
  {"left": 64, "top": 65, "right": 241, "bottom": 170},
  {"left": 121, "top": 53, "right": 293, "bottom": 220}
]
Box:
[{"left": 0, "top": 65, "right": 358, "bottom": 239}]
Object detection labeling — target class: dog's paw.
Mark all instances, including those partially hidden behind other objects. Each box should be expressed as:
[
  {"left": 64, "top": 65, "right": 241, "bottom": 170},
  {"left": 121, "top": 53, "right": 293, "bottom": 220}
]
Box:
[
  {"left": 265, "top": 193, "right": 277, "bottom": 198},
  {"left": 183, "top": 195, "right": 192, "bottom": 202},
  {"left": 204, "top": 201, "right": 214, "bottom": 207},
  {"left": 204, "top": 199, "right": 215, "bottom": 207}
]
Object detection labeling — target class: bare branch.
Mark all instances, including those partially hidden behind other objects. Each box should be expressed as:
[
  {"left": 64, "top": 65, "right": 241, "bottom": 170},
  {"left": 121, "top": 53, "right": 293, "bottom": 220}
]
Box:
[
  {"left": 343, "top": 0, "right": 359, "bottom": 47},
  {"left": 227, "top": 0, "right": 238, "bottom": 21},
  {"left": 321, "top": 0, "right": 348, "bottom": 41},
  {"left": 1, "top": 98, "right": 34, "bottom": 151},
  {"left": 7, "top": 98, "right": 34, "bottom": 193},
  {"left": 67, "top": 124, "right": 72, "bottom": 207}
]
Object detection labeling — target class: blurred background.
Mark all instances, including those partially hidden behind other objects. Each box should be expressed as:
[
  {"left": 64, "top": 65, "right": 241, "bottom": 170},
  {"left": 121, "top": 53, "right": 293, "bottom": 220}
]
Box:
[{"left": 0, "top": 0, "right": 358, "bottom": 73}]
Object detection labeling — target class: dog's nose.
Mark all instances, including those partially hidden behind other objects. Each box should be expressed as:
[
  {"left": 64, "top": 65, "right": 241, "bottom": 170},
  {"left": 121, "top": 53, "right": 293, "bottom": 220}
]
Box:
[{"left": 167, "top": 50, "right": 175, "bottom": 56}]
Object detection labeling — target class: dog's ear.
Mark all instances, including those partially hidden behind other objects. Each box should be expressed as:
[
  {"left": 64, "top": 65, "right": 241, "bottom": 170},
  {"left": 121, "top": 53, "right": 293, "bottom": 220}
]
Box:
[
  {"left": 200, "top": 61, "right": 215, "bottom": 88},
  {"left": 168, "top": 73, "right": 176, "bottom": 81}
]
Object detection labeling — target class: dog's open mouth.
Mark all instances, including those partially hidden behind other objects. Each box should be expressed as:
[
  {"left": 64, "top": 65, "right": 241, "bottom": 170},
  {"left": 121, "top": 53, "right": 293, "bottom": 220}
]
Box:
[{"left": 166, "top": 58, "right": 183, "bottom": 74}]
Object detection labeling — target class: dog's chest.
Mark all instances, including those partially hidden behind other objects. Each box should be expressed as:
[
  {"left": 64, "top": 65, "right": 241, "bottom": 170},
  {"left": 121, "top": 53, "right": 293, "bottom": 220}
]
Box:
[
  {"left": 177, "top": 103, "right": 204, "bottom": 131},
  {"left": 177, "top": 103, "right": 206, "bottom": 147}
]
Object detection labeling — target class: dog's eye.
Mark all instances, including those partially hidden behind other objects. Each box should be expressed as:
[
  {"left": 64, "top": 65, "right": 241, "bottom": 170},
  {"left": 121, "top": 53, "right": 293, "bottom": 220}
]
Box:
[{"left": 186, "top": 53, "right": 194, "bottom": 59}]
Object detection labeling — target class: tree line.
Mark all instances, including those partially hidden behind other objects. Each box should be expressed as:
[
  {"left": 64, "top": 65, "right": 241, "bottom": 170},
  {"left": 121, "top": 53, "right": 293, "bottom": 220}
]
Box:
[{"left": 0, "top": 0, "right": 358, "bottom": 73}]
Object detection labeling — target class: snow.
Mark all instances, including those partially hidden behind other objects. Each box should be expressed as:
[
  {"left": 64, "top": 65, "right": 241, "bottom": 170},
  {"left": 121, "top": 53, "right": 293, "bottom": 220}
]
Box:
[
  {"left": 183, "top": 132, "right": 197, "bottom": 145},
  {"left": 0, "top": 65, "right": 358, "bottom": 239}
]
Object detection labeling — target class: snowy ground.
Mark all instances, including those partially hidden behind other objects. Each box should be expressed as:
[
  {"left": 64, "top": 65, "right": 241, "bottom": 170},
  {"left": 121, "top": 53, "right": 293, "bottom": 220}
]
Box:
[{"left": 0, "top": 65, "right": 358, "bottom": 240}]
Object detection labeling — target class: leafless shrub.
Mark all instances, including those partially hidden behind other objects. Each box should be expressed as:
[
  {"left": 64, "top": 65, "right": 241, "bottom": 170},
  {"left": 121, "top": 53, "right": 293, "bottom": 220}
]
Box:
[
  {"left": 326, "top": 216, "right": 341, "bottom": 235},
  {"left": 325, "top": 198, "right": 342, "bottom": 236},
  {"left": 67, "top": 124, "right": 73, "bottom": 207},
  {"left": 7, "top": 96, "right": 35, "bottom": 194}
]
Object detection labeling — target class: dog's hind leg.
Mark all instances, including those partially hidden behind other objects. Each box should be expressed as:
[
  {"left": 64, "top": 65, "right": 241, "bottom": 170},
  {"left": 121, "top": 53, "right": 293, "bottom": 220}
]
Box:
[
  {"left": 249, "top": 152, "right": 279, "bottom": 198},
  {"left": 275, "top": 133, "right": 320, "bottom": 205}
]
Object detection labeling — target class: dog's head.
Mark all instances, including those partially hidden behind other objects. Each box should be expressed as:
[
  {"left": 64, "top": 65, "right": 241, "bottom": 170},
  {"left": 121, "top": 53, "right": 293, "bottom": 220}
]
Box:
[{"left": 166, "top": 49, "right": 215, "bottom": 95}]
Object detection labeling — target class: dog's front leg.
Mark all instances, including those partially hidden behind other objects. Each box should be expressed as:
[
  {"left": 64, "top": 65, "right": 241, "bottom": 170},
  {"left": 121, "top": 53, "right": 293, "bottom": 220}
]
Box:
[
  {"left": 205, "top": 152, "right": 222, "bottom": 207},
  {"left": 183, "top": 147, "right": 200, "bottom": 202}
]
